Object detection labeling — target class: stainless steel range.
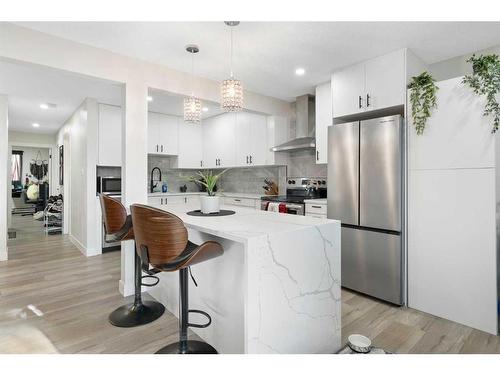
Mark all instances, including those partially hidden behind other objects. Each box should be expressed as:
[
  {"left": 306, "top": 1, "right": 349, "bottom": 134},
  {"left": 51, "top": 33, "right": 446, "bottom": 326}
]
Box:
[{"left": 261, "top": 177, "right": 327, "bottom": 215}]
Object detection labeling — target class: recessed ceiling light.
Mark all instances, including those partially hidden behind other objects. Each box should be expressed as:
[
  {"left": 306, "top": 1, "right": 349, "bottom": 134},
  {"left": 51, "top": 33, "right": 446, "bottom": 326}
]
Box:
[
  {"left": 202, "top": 107, "right": 209, "bottom": 112},
  {"left": 40, "top": 103, "right": 57, "bottom": 110},
  {"left": 147, "top": 96, "right": 153, "bottom": 102},
  {"left": 32, "top": 123, "right": 40, "bottom": 128},
  {"left": 295, "top": 68, "right": 306, "bottom": 76}
]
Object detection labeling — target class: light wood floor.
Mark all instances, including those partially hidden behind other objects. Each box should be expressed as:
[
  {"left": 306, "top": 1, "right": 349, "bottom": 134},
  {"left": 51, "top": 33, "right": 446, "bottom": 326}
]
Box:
[{"left": 2, "top": 214, "right": 500, "bottom": 353}]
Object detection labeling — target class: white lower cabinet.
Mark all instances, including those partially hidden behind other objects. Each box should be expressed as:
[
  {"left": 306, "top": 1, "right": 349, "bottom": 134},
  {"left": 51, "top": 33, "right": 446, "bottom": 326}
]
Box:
[
  {"left": 305, "top": 202, "right": 327, "bottom": 218},
  {"left": 223, "top": 197, "right": 256, "bottom": 208},
  {"left": 148, "top": 194, "right": 198, "bottom": 207}
]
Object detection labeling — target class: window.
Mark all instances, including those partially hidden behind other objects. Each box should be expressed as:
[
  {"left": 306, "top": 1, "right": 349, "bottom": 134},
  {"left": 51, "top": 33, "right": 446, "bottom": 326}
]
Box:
[{"left": 11, "top": 150, "right": 23, "bottom": 185}]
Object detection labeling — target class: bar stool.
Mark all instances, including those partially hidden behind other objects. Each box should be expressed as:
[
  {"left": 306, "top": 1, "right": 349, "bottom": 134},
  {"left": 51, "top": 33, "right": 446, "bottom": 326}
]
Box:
[
  {"left": 99, "top": 194, "right": 165, "bottom": 327},
  {"left": 130, "top": 204, "right": 223, "bottom": 354}
]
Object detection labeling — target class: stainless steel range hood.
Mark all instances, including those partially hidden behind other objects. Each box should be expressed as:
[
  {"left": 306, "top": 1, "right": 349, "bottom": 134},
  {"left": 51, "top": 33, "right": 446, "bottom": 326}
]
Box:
[{"left": 271, "top": 95, "right": 316, "bottom": 152}]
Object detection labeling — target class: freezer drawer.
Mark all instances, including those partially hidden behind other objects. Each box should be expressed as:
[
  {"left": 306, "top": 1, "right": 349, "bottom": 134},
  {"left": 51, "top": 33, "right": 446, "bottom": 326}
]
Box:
[
  {"left": 341, "top": 226, "right": 402, "bottom": 305},
  {"left": 327, "top": 122, "right": 359, "bottom": 225},
  {"left": 359, "top": 115, "right": 402, "bottom": 231}
]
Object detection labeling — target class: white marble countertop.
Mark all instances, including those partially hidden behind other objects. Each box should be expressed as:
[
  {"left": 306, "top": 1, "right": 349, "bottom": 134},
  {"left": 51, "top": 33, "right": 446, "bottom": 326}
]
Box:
[
  {"left": 148, "top": 191, "right": 272, "bottom": 200},
  {"left": 303, "top": 198, "right": 327, "bottom": 205},
  {"left": 150, "top": 202, "right": 337, "bottom": 244}
]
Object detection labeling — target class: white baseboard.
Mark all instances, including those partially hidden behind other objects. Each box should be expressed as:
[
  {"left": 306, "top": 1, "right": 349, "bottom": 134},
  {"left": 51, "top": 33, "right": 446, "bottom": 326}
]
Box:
[
  {"left": 119, "top": 279, "right": 135, "bottom": 297},
  {"left": 0, "top": 247, "right": 8, "bottom": 261},
  {"left": 69, "top": 234, "right": 87, "bottom": 256}
]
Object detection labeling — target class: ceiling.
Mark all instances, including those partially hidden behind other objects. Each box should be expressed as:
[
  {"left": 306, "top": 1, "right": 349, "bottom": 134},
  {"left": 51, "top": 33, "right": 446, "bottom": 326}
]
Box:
[
  {"left": 148, "top": 88, "right": 224, "bottom": 119},
  {"left": 1, "top": 59, "right": 122, "bottom": 134},
  {"left": 14, "top": 21, "right": 500, "bottom": 101}
]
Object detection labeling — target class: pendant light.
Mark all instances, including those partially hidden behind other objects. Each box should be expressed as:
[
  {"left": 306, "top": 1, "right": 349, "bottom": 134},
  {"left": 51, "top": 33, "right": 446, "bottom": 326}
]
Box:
[
  {"left": 221, "top": 21, "right": 243, "bottom": 112},
  {"left": 184, "top": 44, "right": 202, "bottom": 123}
]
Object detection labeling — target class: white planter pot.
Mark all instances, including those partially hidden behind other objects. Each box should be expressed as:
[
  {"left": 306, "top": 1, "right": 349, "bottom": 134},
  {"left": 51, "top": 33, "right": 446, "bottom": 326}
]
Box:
[{"left": 200, "top": 195, "right": 220, "bottom": 214}]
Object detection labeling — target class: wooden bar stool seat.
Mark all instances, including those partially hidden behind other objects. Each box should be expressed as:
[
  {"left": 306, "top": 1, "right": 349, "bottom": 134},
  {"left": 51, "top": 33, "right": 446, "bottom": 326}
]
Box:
[
  {"left": 131, "top": 204, "right": 223, "bottom": 354},
  {"left": 99, "top": 194, "right": 165, "bottom": 328}
]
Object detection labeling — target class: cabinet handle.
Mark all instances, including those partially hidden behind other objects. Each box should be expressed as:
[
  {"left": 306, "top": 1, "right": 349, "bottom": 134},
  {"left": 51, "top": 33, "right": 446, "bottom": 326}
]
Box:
[
  {"left": 184, "top": 197, "right": 187, "bottom": 203},
  {"left": 312, "top": 205, "right": 322, "bottom": 209},
  {"left": 160, "top": 198, "right": 163, "bottom": 205},
  {"left": 358, "top": 95, "right": 363, "bottom": 109},
  {"left": 366, "top": 93, "right": 370, "bottom": 107},
  {"left": 316, "top": 150, "right": 319, "bottom": 161},
  {"left": 249, "top": 155, "right": 252, "bottom": 164},
  {"left": 161, "top": 145, "right": 164, "bottom": 152},
  {"left": 215, "top": 158, "right": 218, "bottom": 166},
  {"left": 156, "top": 145, "right": 159, "bottom": 152},
  {"left": 165, "top": 198, "right": 167, "bottom": 205},
  {"left": 246, "top": 155, "right": 249, "bottom": 164},
  {"left": 218, "top": 158, "right": 221, "bottom": 166},
  {"left": 235, "top": 199, "right": 241, "bottom": 202},
  {"left": 200, "top": 160, "right": 203, "bottom": 167}
]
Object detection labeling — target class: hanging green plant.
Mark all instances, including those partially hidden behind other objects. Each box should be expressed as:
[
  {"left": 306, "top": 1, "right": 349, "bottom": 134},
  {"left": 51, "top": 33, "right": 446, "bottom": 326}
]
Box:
[
  {"left": 462, "top": 54, "right": 500, "bottom": 133},
  {"left": 407, "top": 71, "right": 438, "bottom": 135}
]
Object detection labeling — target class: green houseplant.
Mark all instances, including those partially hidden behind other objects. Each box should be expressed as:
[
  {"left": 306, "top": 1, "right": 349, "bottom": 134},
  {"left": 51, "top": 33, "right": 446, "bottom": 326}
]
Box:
[
  {"left": 187, "top": 169, "right": 227, "bottom": 213},
  {"left": 407, "top": 71, "right": 439, "bottom": 135},
  {"left": 462, "top": 54, "right": 500, "bottom": 133}
]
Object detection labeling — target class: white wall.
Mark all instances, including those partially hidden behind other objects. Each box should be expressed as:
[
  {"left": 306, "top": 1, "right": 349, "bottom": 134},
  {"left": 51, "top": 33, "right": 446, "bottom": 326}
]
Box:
[
  {"left": 0, "top": 96, "right": 8, "bottom": 261},
  {"left": 0, "top": 22, "right": 292, "bottom": 294},
  {"left": 56, "top": 98, "right": 100, "bottom": 256},
  {"left": 429, "top": 44, "right": 500, "bottom": 81},
  {"left": 408, "top": 77, "right": 498, "bottom": 334}
]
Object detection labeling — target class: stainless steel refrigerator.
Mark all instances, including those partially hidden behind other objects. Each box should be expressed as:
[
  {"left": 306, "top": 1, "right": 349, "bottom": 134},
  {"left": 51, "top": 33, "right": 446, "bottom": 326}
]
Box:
[{"left": 327, "top": 115, "right": 403, "bottom": 305}]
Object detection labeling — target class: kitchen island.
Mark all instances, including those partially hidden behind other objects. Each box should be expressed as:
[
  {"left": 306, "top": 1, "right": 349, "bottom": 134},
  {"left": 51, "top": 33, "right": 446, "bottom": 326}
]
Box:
[{"left": 147, "top": 202, "right": 341, "bottom": 354}]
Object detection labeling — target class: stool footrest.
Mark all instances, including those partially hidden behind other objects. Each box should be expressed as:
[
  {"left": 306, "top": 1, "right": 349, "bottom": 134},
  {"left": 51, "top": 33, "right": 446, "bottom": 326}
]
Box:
[
  {"left": 187, "top": 309, "right": 212, "bottom": 328},
  {"left": 141, "top": 274, "right": 160, "bottom": 287}
]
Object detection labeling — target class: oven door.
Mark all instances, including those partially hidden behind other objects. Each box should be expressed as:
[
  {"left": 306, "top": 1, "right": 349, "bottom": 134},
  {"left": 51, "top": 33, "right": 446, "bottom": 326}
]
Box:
[{"left": 285, "top": 203, "right": 305, "bottom": 215}]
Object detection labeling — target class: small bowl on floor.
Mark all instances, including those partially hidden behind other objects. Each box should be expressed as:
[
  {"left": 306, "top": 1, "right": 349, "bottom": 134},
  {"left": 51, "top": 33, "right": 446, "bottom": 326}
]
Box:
[{"left": 347, "top": 334, "right": 372, "bottom": 353}]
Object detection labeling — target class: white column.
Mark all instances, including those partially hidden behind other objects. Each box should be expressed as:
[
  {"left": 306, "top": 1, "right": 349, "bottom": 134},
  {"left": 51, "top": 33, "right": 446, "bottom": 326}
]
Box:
[
  {"left": 119, "top": 80, "right": 148, "bottom": 296},
  {"left": 0, "top": 95, "right": 8, "bottom": 261}
]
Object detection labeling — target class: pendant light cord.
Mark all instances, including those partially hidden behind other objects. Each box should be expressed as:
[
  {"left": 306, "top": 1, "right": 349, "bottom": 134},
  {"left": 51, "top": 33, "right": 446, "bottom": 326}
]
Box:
[
  {"left": 191, "top": 51, "right": 194, "bottom": 97},
  {"left": 230, "top": 26, "right": 234, "bottom": 78}
]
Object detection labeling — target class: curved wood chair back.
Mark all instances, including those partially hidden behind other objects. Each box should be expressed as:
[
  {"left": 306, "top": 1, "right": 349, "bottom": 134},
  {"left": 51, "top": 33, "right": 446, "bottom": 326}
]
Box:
[
  {"left": 99, "top": 194, "right": 127, "bottom": 235},
  {"left": 130, "top": 204, "right": 189, "bottom": 266}
]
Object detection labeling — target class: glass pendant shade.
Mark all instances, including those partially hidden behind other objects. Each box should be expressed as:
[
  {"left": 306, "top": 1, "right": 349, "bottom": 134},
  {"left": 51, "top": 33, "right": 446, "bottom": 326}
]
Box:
[
  {"left": 184, "top": 96, "right": 202, "bottom": 123},
  {"left": 221, "top": 77, "right": 243, "bottom": 112}
]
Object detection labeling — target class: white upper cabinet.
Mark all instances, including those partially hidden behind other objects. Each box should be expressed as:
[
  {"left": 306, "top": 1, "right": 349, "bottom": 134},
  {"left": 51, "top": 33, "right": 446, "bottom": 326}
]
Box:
[
  {"left": 178, "top": 119, "right": 203, "bottom": 169},
  {"left": 98, "top": 104, "right": 122, "bottom": 166},
  {"left": 148, "top": 112, "right": 179, "bottom": 155},
  {"left": 332, "top": 62, "right": 365, "bottom": 118},
  {"left": 235, "top": 112, "right": 268, "bottom": 166},
  {"left": 202, "top": 114, "right": 236, "bottom": 168},
  {"left": 364, "top": 49, "right": 406, "bottom": 111},
  {"left": 315, "top": 82, "right": 332, "bottom": 164},
  {"left": 332, "top": 49, "right": 406, "bottom": 118}
]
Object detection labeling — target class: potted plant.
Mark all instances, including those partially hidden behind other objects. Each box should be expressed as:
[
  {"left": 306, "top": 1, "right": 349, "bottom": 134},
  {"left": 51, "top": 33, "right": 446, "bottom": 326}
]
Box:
[{"left": 187, "top": 170, "right": 227, "bottom": 214}]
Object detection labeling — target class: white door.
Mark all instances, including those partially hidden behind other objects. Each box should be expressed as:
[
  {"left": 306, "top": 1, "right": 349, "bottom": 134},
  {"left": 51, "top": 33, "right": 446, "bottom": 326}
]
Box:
[
  {"left": 148, "top": 112, "right": 161, "bottom": 154},
  {"left": 248, "top": 113, "right": 267, "bottom": 166},
  {"left": 364, "top": 49, "right": 405, "bottom": 111},
  {"left": 315, "top": 82, "right": 332, "bottom": 164},
  {"left": 202, "top": 116, "right": 217, "bottom": 168},
  {"left": 158, "top": 114, "right": 179, "bottom": 155},
  {"left": 98, "top": 104, "right": 122, "bottom": 166},
  {"left": 178, "top": 119, "right": 203, "bottom": 168},
  {"left": 332, "top": 62, "right": 365, "bottom": 118}
]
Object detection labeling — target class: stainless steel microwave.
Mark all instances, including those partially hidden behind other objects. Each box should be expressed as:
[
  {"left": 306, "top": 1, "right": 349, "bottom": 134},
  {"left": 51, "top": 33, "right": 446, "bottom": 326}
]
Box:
[{"left": 97, "top": 176, "right": 122, "bottom": 195}]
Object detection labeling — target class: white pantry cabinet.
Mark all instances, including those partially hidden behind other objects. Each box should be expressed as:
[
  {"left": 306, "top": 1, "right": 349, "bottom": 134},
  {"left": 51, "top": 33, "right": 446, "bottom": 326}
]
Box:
[
  {"left": 148, "top": 112, "right": 179, "bottom": 155},
  {"left": 98, "top": 104, "right": 122, "bottom": 166},
  {"left": 315, "top": 82, "right": 332, "bottom": 164},
  {"left": 178, "top": 120, "right": 203, "bottom": 168},
  {"left": 332, "top": 49, "right": 406, "bottom": 118}
]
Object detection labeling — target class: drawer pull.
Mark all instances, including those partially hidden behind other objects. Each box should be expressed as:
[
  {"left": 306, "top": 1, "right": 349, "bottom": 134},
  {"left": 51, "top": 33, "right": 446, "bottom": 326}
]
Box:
[
  {"left": 234, "top": 199, "right": 241, "bottom": 202},
  {"left": 312, "top": 205, "right": 322, "bottom": 209}
]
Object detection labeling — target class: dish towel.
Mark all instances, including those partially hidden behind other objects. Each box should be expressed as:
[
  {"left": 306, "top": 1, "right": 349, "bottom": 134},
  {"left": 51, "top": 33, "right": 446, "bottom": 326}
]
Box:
[
  {"left": 267, "top": 202, "right": 280, "bottom": 212},
  {"left": 278, "top": 203, "right": 288, "bottom": 213}
]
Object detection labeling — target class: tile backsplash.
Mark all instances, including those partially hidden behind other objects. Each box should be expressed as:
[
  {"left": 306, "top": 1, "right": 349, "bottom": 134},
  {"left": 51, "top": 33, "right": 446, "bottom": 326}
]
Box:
[{"left": 148, "top": 149, "right": 325, "bottom": 195}]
